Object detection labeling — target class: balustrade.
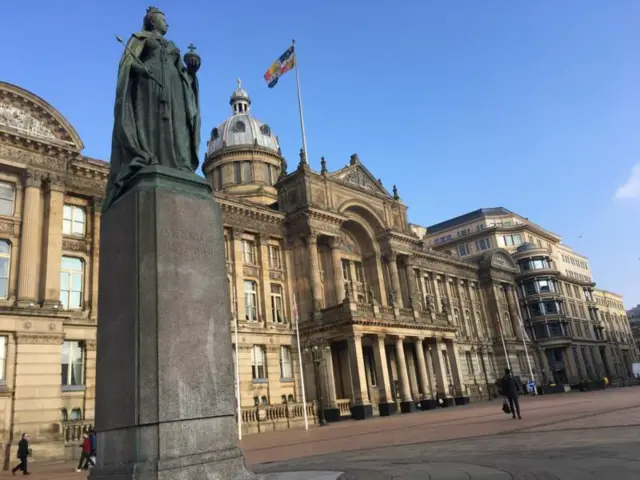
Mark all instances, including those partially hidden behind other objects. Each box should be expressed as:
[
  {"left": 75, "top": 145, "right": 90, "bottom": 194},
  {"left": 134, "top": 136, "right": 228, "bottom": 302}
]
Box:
[{"left": 61, "top": 420, "right": 94, "bottom": 445}]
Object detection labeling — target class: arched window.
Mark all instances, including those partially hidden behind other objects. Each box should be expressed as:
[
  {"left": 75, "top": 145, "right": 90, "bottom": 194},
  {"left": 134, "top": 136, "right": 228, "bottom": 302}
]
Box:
[
  {"left": 453, "top": 308, "right": 461, "bottom": 329},
  {"left": 70, "top": 408, "right": 82, "bottom": 421},
  {"left": 287, "top": 394, "right": 295, "bottom": 403},
  {"left": 0, "top": 240, "right": 11, "bottom": 299}
]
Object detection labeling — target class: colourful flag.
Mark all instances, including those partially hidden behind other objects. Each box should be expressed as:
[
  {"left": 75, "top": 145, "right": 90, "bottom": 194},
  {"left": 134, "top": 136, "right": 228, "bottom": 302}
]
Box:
[{"left": 264, "top": 45, "right": 296, "bottom": 88}]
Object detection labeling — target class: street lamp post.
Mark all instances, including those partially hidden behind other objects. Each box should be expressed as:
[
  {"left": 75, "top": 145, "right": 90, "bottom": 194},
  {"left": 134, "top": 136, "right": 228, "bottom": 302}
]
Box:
[{"left": 304, "top": 339, "right": 330, "bottom": 426}]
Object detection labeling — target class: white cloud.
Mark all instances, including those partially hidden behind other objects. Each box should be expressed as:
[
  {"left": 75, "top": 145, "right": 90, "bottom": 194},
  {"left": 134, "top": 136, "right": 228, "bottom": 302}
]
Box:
[{"left": 615, "top": 163, "right": 640, "bottom": 200}]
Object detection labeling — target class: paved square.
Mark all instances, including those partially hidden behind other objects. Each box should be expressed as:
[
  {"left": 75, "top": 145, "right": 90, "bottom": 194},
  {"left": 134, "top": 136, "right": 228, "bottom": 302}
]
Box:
[{"left": 7, "top": 388, "right": 640, "bottom": 479}]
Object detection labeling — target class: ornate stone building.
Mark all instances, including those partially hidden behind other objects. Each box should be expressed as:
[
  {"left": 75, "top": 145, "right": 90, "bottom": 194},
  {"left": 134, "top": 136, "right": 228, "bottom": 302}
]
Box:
[
  {"left": 0, "top": 80, "right": 637, "bottom": 462},
  {"left": 422, "top": 208, "right": 639, "bottom": 385}
]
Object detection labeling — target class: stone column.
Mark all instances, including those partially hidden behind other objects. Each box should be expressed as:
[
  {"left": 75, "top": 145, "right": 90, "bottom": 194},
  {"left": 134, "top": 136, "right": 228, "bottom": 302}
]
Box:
[
  {"left": 323, "top": 344, "right": 338, "bottom": 407},
  {"left": 89, "top": 198, "right": 102, "bottom": 321},
  {"left": 564, "top": 346, "right": 580, "bottom": 382},
  {"left": 431, "top": 274, "right": 442, "bottom": 312},
  {"left": 16, "top": 170, "right": 43, "bottom": 307},
  {"left": 414, "top": 338, "right": 430, "bottom": 397},
  {"left": 307, "top": 233, "right": 324, "bottom": 310},
  {"left": 346, "top": 334, "right": 372, "bottom": 419},
  {"left": 258, "top": 234, "right": 272, "bottom": 325},
  {"left": 405, "top": 263, "right": 418, "bottom": 309},
  {"left": 84, "top": 339, "right": 97, "bottom": 422},
  {"left": 374, "top": 253, "right": 387, "bottom": 306},
  {"left": 329, "top": 237, "right": 345, "bottom": 304},
  {"left": 231, "top": 228, "right": 245, "bottom": 321},
  {"left": 576, "top": 346, "right": 589, "bottom": 380},
  {"left": 372, "top": 335, "right": 395, "bottom": 415},
  {"left": 537, "top": 348, "right": 551, "bottom": 384},
  {"left": 42, "top": 175, "right": 65, "bottom": 308},
  {"left": 283, "top": 238, "right": 296, "bottom": 324},
  {"left": 395, "top": 336, "right": 415, "bottom": 412},
  {"left": 387, "top": 252, "right": 403, "bottom": 307},
  {"left": 430, "top": 340, "right": 451, "bottom": 401},
  {"left": 506, "top": 285, "right": 523, "bottom": 340},
  {"left": 446, "top": 341, "right": 466, "bottom": 399}
]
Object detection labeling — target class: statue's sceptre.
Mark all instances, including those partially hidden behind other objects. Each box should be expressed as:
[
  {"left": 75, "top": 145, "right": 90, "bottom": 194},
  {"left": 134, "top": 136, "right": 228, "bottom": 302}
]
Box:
[{"left": 114, "top": 35, "right": 164, "bottom": 88}]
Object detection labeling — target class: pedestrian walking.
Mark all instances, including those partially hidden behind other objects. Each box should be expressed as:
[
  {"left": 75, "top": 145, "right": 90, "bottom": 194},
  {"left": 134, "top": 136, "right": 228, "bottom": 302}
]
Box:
[
  {"left": 89, "top": 427, "right": 97, "bottom": 467},
  {"left": 76, "top": 433, "right": 96, "bottom": 472},
  {"left": 501, "top": 368, "right": 522, "bottom": 419},
  {"left": 11, "top": 432, "right": 31, "bottom": 476}
]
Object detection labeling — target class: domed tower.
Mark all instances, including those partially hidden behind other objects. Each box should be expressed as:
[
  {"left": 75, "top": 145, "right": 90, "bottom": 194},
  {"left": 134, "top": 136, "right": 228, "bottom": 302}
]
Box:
[{"left": 203, "top": 79, "right": 286, "bottom": 205}]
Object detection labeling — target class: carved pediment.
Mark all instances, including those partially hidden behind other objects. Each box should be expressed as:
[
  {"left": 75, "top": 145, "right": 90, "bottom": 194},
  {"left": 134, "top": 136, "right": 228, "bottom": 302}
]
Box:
[
  {"left": 0, "top": 82, "right": 83, "bottom": 149},
  {"left": 0, "top": 103, "right": 57, "bottom": 142},
  {"left": 330, "top": 165, "right": 390, "bottom": 197}
]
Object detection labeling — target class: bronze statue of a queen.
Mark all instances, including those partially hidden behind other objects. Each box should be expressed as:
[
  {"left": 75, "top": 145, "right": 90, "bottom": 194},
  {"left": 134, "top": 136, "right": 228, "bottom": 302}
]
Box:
[{"left": 104, "top": 6, "right": 202, "bottom": 210}]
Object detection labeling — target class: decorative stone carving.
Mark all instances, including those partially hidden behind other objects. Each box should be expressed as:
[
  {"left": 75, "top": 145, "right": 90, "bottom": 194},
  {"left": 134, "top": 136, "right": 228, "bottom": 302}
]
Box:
[
  {"left": 0, "top": 219, "right": 15, "bottom": 234},
  {"left": 85, "top": 340, "right": 97, "bottom": 350},
  {"left": 46, "top": 174, "right": 66, "bottom": 192},
  {"left": 0, "top": 144, "right": 68, "bottom": 171},
  {"left": 16, "top": 333, "right": 64, "bottom": 344},
  {"left": 243, "top": 265, "right": 259, "bottom": 278},
  {"left": 339, "top": 168, "right": 378, "bottom": 192},
  {"left": 62, "top": 239, "right": 90, "bottom": 253},
  {"left": 23, "top": 169, "right": 44, "bottom": 188},
  {"left": 92, "top": 197, "right": 104, "bottom": 213},
  {"left": 269, "top": 270, "right": 284, "bottom": 281},
  {"left": 491, "top": 253, "right": 509, "bottom": 268},
  {"left": 0, "top": 103, "right": 57, "bottom": 141}
]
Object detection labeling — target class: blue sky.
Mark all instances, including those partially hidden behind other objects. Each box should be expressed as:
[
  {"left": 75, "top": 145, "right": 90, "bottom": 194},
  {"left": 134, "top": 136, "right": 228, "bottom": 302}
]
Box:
[{"left": 1, "top": 1, "right": 639, "bottom": 306}]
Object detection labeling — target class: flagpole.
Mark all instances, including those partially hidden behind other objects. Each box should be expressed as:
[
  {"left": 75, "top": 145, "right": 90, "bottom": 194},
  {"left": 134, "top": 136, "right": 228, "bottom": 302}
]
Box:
[
  {"left": 294, "top": 296, "right": 309, "bottom": 430},
  {"left": 233, "top": 291, "right": 242, "bottom": 439},
  {"left": 498, "top": 315, "right": 511, "bottom": 371},
  {"left": 519, "top": 315, "right": 537, "bottom": 395},
  {"left": 292, "top": 39, "right": 309, "bottom": 164}
]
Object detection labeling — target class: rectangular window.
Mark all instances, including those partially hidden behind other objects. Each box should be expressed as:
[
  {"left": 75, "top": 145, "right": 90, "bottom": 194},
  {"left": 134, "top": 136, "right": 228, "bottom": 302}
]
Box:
[
  {"left": 341, "top": 259, "right": 350, "bottom": 281},
  {"left": 62, "top": 205, "right": 86, "bottom": 237},
  {"left": 251, "top": 345, "right": 267, "bottom": 380},
  {"left": 268, "top": 245, "right": 282, "bottom": 269},
  {"left": 465, "top": 351, "right": 474, "bottom": 375},
  {"left": 264, "top": 163, "right": 271, "bottom": 185},
  {"left": 437, "top": 278, "right": 446, "bottom": 297},
  {"left": 475, "top": 237, "right": 492, "bottom": 251},
  {"left": 242, "top": 239, "right": 256, "bottom": 265},
  {"left": 0, "top": 240, "right": 10, "bottom": 299},
  {"left": 279, "top": 346, "right": 292, "bottom": 379},
  {"left": 423, "top": 275, "right": 432, "bottom": 294},
  {"left": 215, "top": 167, "right": 222, "bottom": 190},
  {"left": 242, "top": 161, "right": 253, "bottom": 182},
  {"left": 0, "top": 182, "right": 15, "bottom": 216},
  {"left": 458, "top": 244, "right": 470, "bottom": 257},
  {"left": 0, "top": 336, "right": 6, "bottom": 381},
  {"left": 537, "top": 279, "right": 552, "bottom": 293},
  {"left": 270, "top": 284, "right": 284, "bottom": 323},
  {"left": 460, "top": 282, "right": 468, "bottom": 301},
  {"left": 234, "top": 162, "right": 242, "bottom": 184},
  {"left": 354, "top": 262, "right": 364, "bottom": 283},
  {"left": 60, "top": 257, "right": 83, "bottom": 310},
  {"left": 244, "top": 280, "right": 258, "bottom": 321},
  {"left": 61, "top": 340, "right": 85, "bottom": 387}
]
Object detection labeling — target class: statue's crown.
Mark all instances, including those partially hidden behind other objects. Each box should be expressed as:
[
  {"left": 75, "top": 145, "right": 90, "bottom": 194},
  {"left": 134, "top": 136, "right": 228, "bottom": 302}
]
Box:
[{"left": 146, "top": 6, "right": 163, "bottom": 15}]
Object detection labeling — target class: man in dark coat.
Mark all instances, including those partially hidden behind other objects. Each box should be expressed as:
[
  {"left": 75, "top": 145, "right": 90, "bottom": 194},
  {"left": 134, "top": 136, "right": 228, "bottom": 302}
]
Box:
[
  {"left": 501, "top": 368, "right": 522, "bottom": 419},
  {"left": 11, "top": 432, "right": 30, "bottom": 475}
]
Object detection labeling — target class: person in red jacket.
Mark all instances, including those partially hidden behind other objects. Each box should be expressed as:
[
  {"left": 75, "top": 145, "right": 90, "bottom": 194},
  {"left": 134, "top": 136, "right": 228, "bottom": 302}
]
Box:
[{"left": 76, "top": 433, "right": 95, "bottom": 472}]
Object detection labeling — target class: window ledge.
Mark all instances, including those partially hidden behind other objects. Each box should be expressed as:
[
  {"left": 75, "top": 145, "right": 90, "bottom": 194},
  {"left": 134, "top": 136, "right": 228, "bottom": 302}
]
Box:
[
  {"left": 280, "top": 377, "right": 294, "bottom": 383},
  {"left": 62, "top": 385, "right": 86, "bottom": 393},
  {"left": 252, "top": 379, "right": 268, "bottom": 384}
]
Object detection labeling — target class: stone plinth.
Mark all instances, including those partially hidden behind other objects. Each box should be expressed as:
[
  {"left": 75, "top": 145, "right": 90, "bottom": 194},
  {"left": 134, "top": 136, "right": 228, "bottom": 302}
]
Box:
[{"left": 90, "top": 166, "right": 254, "bottom": 479}]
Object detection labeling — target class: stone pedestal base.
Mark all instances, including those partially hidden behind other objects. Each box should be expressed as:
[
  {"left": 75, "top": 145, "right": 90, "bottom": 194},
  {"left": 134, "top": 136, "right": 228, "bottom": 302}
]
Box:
[
  {"left": 90, "top": 167, "right": 254, "bottom": 479},
  {"left": 378, "top": 402, "right": 397, "bottom": 416},
  {"left": 350, "top": 403, "right": 373, "bottom": 420},
  {"left": 323, "top": 408, "right": 342, "bottom": 423},
  {"left": 440, "top": 397, "right": 454, "bottom": 407},
  {"left": 400, "top": 401, "right": 418, "bottom": 414},
  {"left": 418, "top": 399, "right": 437, "bottom": 410},
  {"left": 455, "top": 396, "right": 471, "bottom": 406}
]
